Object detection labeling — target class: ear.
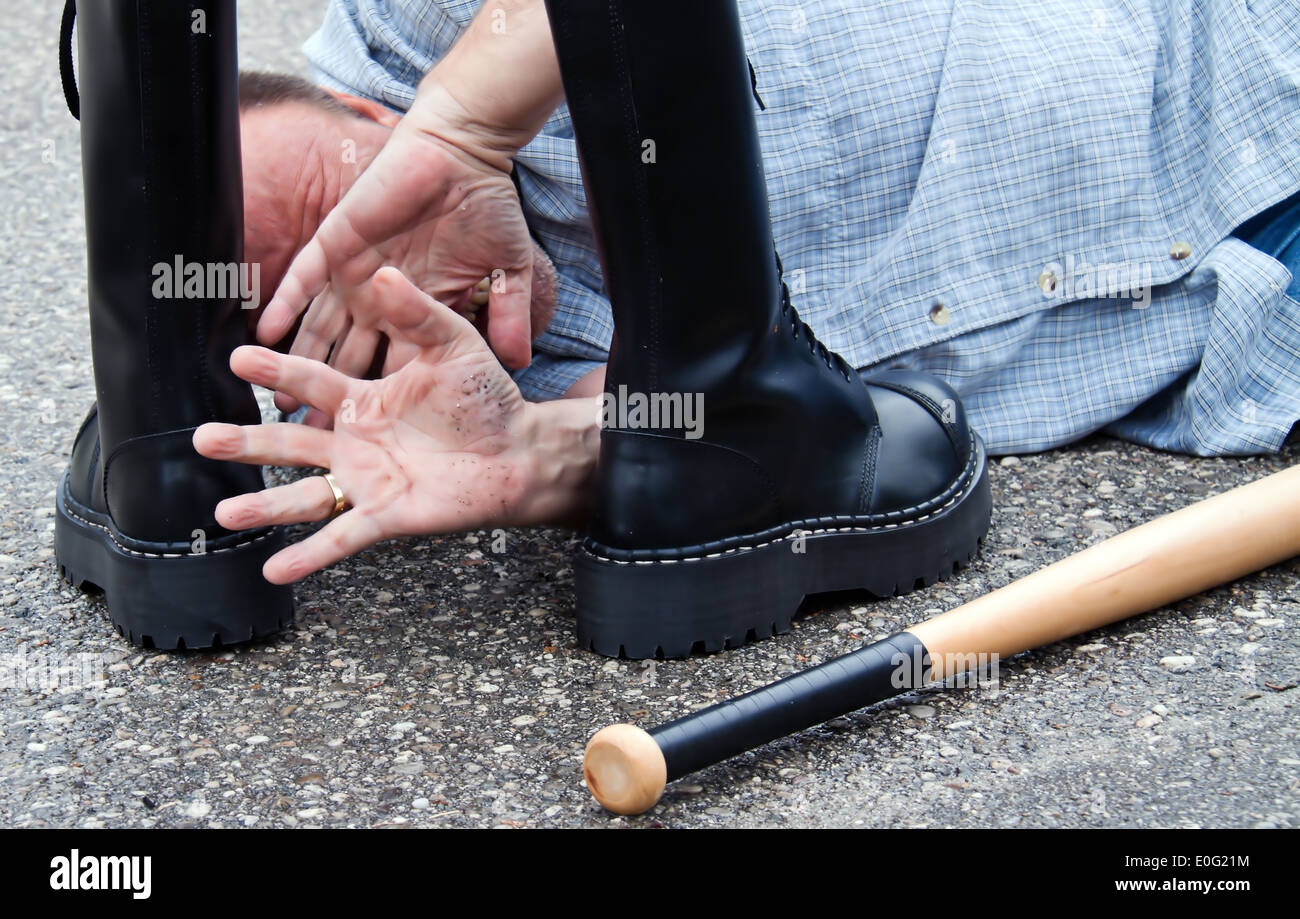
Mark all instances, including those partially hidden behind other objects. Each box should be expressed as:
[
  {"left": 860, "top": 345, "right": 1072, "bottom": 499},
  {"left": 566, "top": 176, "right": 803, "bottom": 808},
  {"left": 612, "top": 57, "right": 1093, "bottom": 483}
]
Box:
[{"left": 324, "top": 89, "right": 402, "bottom": 128}]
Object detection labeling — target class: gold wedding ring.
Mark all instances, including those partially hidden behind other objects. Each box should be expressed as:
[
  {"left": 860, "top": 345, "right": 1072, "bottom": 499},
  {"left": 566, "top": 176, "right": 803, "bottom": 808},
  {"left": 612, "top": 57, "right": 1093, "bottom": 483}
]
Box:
[{"left": 322, "top": 472, "right": 347, "bottom": 517}]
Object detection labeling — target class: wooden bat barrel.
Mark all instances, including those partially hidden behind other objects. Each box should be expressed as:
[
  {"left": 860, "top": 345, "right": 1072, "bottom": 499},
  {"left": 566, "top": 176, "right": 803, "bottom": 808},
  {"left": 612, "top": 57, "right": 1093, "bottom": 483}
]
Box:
[{"left": 584, "top": 463, "right": 1300, "bottom": 815}]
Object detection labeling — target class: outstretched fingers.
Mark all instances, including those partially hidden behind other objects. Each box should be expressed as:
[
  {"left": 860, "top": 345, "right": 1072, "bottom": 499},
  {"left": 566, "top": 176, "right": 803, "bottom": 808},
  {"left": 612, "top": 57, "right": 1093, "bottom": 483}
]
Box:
[
  {"left": 329, "top": 317, "right": 384, "bottom": 381},
  {"left": 228, "top": 346, "right": 353, "bottom": 420},
  {"left": 486, "top": 263, "right": 533, "bottom": 370},
  {"left": 257, "top": 238, "right": 331, "bottom": 345},
  {"left": 262, "top": 509, "right": 386, "bottom": 584},
  {"left": 213, "top": 475, "right": 341, "bottom": 531},
  {"left": 371, "top": 266, "right": 477, "bottom": 353},
  {"left": 193, "top": 420, "right": 333, "bottom": 469}
]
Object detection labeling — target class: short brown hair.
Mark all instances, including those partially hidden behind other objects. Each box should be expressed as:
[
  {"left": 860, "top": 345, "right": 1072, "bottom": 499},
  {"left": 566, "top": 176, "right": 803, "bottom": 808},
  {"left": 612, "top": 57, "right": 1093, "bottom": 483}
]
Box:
[{"left": 237, "top": 70, "right": 359, "bottom": 119}]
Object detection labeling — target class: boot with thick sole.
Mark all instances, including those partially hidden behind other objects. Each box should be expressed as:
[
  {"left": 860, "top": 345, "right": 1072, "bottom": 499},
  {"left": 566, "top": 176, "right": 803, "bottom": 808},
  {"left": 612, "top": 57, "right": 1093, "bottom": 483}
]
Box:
[
  {"left": 544, "top": 0, "right": 992, "bottom": 658},
  {"left": 54, "top": 0, "right": 292, "bottom": 648}
]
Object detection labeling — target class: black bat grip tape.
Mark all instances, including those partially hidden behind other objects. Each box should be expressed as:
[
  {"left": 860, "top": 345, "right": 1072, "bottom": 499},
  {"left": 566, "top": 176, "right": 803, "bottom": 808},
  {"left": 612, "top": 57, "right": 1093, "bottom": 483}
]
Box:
[{"left": 650, "top": 632, "right": 931, "bottom": 781}]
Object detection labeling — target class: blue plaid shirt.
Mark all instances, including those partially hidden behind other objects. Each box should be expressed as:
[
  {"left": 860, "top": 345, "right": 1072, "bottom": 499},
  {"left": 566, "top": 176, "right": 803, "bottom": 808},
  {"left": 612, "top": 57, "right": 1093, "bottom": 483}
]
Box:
[{"left": 303, "top": 0, "right": 1300, "bottom": 455}]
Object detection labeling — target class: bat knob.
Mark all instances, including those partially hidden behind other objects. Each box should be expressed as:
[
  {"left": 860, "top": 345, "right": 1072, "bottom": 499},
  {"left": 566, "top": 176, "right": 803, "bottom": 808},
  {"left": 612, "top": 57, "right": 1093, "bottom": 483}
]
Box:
[{"left": 584, "top": 724, "right": 667, "bottom": 815}]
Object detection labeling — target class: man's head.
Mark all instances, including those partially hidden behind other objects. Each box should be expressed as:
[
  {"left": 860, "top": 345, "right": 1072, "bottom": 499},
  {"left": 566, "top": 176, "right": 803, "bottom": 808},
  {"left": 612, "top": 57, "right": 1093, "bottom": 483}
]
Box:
[{"left": 238, "top": 71, "right": 556, "bottom": 342}]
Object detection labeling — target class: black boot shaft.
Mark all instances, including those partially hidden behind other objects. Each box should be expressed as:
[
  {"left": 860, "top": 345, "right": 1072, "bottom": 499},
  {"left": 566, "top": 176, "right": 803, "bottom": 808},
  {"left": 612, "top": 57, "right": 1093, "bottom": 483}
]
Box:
[
  {"left": 70, "top": 0, "right": 266, "bottom": 541},
  {"left": 546, "top": 0, "right": 780, "bottom": 396},
  {"left": 77, "top": 0, "right": 260, "bottom": 454},
  {"left": 547, "top": 0, "right": 884, "bottom": 549}
]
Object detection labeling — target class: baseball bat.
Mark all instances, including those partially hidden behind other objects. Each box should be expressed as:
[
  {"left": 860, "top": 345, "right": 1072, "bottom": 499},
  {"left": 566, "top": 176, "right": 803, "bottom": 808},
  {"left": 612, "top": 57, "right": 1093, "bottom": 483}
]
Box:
[{"left": 583, "top": 463, "right": 1300, "bottom": 814}]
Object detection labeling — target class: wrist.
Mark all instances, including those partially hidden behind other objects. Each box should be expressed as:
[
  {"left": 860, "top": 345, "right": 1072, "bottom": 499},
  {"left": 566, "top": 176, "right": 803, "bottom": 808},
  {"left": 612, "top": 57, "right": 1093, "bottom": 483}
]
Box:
[
  {"left": 406, "top": 0, "right": 563, "bottom": 173},
  {"left": 403, "top": 80, "right": 525, "bottom": 176},
  {"left": 511, "top": 396, "right": 601, "bottom": 528}
]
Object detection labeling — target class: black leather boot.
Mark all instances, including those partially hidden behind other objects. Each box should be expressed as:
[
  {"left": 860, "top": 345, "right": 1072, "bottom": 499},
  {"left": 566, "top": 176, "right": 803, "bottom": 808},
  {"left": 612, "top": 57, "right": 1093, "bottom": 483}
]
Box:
[
  {"left": 545, "top": 0, "right": 992, "bottom": 658},
  {"left": 53, "top": 0, "right": 293, "bottom": 648}
]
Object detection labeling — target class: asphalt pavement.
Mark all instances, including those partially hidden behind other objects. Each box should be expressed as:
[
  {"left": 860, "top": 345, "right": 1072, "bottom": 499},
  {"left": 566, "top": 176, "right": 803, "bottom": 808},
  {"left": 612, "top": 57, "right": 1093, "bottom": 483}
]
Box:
[{"left": 0, "top": 0, "right": 1295, "bottom": 828}]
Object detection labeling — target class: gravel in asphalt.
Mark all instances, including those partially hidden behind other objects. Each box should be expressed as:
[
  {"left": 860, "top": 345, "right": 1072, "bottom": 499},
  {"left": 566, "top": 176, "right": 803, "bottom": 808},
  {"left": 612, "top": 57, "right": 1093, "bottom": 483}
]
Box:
[{"left": 1, "top": 0, "right": 1295, "bottom": 828}]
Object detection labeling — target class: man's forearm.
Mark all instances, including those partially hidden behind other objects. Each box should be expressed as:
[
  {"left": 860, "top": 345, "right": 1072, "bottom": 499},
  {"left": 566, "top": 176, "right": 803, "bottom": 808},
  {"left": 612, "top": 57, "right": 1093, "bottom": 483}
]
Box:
[
  {"left": 412, "top": 0, "right": 564, "bottom": 172},
  {"left": 514, "top": 395, "right": 601, "bottom": 528},
  {"left": 564, "top": 364, "right": 607, "bottom": 399}
]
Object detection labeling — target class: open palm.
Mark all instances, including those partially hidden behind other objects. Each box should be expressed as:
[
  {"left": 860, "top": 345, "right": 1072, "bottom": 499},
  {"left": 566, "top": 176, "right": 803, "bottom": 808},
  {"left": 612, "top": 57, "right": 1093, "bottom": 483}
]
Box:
[{"left": 196, "top": 268, "right": 534, "bottom": 584}]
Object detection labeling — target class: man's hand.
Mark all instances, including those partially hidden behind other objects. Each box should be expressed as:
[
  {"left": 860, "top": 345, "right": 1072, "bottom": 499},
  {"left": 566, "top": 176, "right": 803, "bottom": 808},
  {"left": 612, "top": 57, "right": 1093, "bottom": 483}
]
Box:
[
  {"left": 199, "top": 268, "right": 597, "bottom": 584},
  {"left": 257, "top": 120, "right": 535, "bottom": 386},
  {"left": 256, "top": 0, "right": 564, "bottom": 406}
]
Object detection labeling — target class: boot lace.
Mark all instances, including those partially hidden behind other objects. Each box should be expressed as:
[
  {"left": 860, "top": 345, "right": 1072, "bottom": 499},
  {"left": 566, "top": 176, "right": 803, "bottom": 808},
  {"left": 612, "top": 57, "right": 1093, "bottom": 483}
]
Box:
[{"left": 775, "top": 253, "right": 854, "bottom": 382}]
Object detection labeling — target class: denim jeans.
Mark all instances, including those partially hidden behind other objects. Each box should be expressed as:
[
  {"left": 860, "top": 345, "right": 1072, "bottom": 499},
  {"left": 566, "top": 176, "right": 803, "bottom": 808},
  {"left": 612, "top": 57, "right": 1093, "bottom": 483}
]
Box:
[
  {"left": 1234, "top": 189, "right": 1300, "bottom": 298},
  {"left": 1233, "top": 189, "right": 1300, "bottom": 443}
]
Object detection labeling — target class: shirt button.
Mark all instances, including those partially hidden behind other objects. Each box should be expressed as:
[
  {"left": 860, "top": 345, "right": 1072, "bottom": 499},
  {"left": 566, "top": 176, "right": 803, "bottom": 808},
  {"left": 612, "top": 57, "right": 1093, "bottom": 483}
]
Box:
[
  {"left": 929, "top": 302, "right": 951, "bottom": 325},
  {"left": 1170, "top": 241, "right": 1192, "bottom": 260},
  {"left": 1037, "top": 270, "right": 1059, "bottom": 295}
]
